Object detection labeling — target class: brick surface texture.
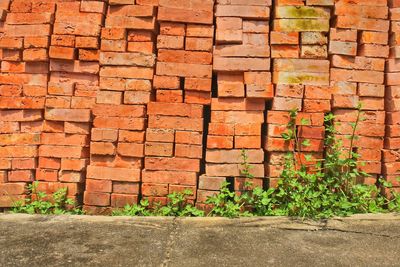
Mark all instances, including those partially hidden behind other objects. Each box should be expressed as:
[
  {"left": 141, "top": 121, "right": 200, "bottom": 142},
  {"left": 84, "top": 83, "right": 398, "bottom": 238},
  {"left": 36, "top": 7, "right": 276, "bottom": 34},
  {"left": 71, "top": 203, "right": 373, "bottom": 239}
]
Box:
[{"left": 0, "top": 0, "right": 399, "bottom": 213}]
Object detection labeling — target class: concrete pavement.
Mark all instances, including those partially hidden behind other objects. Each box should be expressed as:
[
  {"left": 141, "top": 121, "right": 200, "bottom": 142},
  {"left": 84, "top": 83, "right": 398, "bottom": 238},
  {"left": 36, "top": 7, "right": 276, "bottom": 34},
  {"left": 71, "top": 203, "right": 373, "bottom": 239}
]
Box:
[{"left": 0, "top": 213, "right": 399, "bottom": 266}]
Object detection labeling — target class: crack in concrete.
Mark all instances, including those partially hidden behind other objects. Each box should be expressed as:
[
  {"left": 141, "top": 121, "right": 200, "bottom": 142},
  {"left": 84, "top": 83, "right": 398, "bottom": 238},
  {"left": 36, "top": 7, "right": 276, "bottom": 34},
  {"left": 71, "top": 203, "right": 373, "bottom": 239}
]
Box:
[
  {"left": 161, "top": 217, "right": 179, "bottom": 267},
  {"left": 267, "top": 225, "right": 400, "bottom": 238},
  {"left": 322, "top": 227, "right": 400, "bottom": 239}
]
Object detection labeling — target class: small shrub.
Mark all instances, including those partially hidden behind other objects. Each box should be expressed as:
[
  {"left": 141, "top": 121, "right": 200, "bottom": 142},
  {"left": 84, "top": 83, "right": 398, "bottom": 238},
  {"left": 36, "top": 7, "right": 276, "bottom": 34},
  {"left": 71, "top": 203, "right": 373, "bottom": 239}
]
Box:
[
  {"left": 205, "top": 181, "right": 251, "bottom": 218},
  {"left": 112, "top": 199, "right": 153, "bottom": 216},
  {"left": 113, "top": 189, "right": 204, "bottom": 217},
  {"left": 206, "top": 106, "right": 400, "bottom": 219},
  {"left": 153, "top": 190, "right": 204, "bottom": 217},
  {"left": 12, "top": 182, "right": 83, "bottom": 215}
]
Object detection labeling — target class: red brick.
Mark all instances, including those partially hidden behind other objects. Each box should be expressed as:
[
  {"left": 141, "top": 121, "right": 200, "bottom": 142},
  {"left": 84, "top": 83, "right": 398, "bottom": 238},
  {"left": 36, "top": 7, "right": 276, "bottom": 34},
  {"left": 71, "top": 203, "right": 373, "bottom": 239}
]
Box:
[
  {"left": 145, "top": 157, "right": 200, "bottom": 172},
  {"left": 117, "top": 143, "right": 144, "bottom": 158},
  {"left": 111, "top": 193, "right": 138, "bottom": 208},
  {"left": 113, "top": 182, "right": 139, "bottom": 194},
  {"left": 145, "top": 142, "right": 174, "bottom": 157},
  {"left": 208, "top": 123, "right": 234, "bottom": 136},
  {"left": 142, "top": 170, "right": 197, "bottom": 186},
  {"left": 0, "top": 183, "right": 27, "bottom": 195},
  {"left": 207, "top": 135, "right": 233, "bottom": 149},
  {"left": 235, "top": 136, "right": 261, "bottom": 149},
  {"left": 87, "top": 166, "right": 140, "bottom": 182},
  {"left": 185, "top": 37, "right": 213, "bottom": 51},
  {"left": 8, "top": 170, "right": 33, "bottom": 182},
  {"left": 86, "top": 179, "right": 112, "bottom": 193},
  {"left": 142, "top": 183, "right": 168, "bottom": 197},
  {"left": 158, "top": 7, "right": 213, "bottom": 25},
  {"left": 11, "top": 158, "right": 36, "bottom": 170},
  {"left": 175, "top": 131, "right": 203, "bottom": 145},
  {"left": 175, "top": 144, "right": 202, "bottom": 159},
  {"left": 148, "top": 116, "right": 203, "bottom": 131},
  {"left": 61, "top": 159, "right": 87, "bottom": 171},
  {"left": 148, "top": 102, "right": 203, "bottom": 118},
  {"left": 160, "top": 22, "right": 186, "bottom": 36},
  {"left": 84, "top": 192, "right": 110, "bottom": 206}
]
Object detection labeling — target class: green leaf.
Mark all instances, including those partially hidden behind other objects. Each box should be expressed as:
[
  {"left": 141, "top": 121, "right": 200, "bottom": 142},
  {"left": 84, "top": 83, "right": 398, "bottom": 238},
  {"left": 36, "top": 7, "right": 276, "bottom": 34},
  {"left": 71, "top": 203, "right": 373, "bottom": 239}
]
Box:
[
  {"left": 301, "top": 139, "right": 311, "bottom": 147},
  {"left": 300, "top": 118, "right": 310, "bottom": 125}
]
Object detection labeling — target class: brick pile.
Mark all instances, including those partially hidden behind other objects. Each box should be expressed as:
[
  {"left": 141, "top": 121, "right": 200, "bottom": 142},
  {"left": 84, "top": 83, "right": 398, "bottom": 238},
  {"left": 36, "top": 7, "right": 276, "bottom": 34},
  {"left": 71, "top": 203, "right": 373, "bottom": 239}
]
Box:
[
  {"left": 383, "top": 1, "right": 400, "bottom": 192},
  {"left": 84, "top": 1, "right": 157, "bottom": 214},
  {"left": 198, "top": 98, "right": 266, "bottom": 206},
  {"left": 1, "top": 0, "right": 399, "bottom": 211},
  {"left": 141, "top": 0, "right": 214, "bottom": 205},
  {"left": 38, "top": 0, "right": 105, "bottom": 208},
  {"left": 213, "top": 0, "right": 272, "bottom": 98},
  {"left": 266, "top": 3, "right": 331, "bottom": 187},
  {"left": 0, "top": 0, "right": 53, "bottom": 207},
  {"left": 198, "top": 0, "right": 271, "bottom": 202},
  {"left": 155, "top": 0, "right": 214, "bottom": 104},
  {"left": 330, "top": 0, "right": 388, "bottom": 183}
]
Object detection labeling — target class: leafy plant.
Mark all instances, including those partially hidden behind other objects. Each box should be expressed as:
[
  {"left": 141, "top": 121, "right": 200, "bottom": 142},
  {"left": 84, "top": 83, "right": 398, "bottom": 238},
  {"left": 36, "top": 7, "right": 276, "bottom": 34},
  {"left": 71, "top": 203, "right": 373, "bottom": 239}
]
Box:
[
  {"left": 113, "top": 189, "right": 204, "bottom": 217},
  {"left": 112, "top": 199, "right": 153, "bottom": 216},
  {"left": 205, "top": 181, "right": 251, "bottom": 218},
  {"left": 240, "top": 149, "right": 254, "bottom": 179},
  {"left": 205, "top": 106, "right": 400, "bottom": 219},
  {"left": 153, "top": 190, "right": 204, "bottom": 217},
  {"left": 261, "top": 105, "right": 400, "bottom": 218},
  {"left": 12, "top": 182, "right": 83, "bottom": 215}
]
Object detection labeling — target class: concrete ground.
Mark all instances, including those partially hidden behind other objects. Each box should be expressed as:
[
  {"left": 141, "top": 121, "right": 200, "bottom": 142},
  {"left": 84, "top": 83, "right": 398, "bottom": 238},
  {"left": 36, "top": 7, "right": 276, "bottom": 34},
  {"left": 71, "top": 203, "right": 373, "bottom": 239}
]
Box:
[{"left": 0, "top": 214, "right": 399, "bottom": 267}]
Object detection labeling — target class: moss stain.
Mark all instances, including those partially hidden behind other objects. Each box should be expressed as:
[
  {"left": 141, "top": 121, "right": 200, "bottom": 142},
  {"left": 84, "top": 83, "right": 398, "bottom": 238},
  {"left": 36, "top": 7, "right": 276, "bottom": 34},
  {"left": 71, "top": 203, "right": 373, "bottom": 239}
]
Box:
[
  {"left": 284, "top": 6, "right": 328, "bottom": 18},
  {"left": 285, "top": 74, "right": 327, "bottom": 84},
  {"left": 284, "top": 19, "right": 328, "bottom": 32}
]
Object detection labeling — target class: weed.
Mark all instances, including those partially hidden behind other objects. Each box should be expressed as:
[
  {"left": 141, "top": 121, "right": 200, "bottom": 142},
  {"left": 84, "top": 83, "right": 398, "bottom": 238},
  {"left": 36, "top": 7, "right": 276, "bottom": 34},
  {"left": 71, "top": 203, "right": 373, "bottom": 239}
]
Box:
[
  {"left": 113, "top": 189, "right": 204, "bottom": 217},
  {"left": 12, "top": 182, "right": 83, "bottom": 215},
  {"left": 205, "top": 181, "right": 251, "bottom": 218}
]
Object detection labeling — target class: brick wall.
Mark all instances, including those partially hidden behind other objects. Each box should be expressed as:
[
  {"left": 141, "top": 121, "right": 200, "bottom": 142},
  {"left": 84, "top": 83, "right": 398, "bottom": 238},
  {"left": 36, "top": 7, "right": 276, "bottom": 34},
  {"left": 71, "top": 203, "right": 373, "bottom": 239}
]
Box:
[{"left": 0, "top": 0, "right": 399, "bottom": 213}]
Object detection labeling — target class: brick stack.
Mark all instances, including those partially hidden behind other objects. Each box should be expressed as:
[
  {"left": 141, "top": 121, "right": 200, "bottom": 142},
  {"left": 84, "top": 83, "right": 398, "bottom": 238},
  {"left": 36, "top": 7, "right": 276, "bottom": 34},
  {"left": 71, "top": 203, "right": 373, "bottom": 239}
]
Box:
[
  {"left": 383, "top": 2, "right": 400, "bottom": 191},
  {"left": 35, "top": 1, "right": 105, "bottom": 206},
  {"left": 198, "top": 98, "right": 266, "bottom": 206},
  {"left": 330, "top": 0, "right": 389, "bottom": 183},
  {"left": 198, "top": 1, "right": 271, "bottom": 201},
  {"left": 155, "top": 0, "right": 214, "bottom": 104},
  {"left": 144, "top": 102, "right": 204, "bottom": 205},
  {"left": 266, "top": 3, "right": 331, "bottom": 187},
  {"left": 213, "top": 0, "right": 272, "bottom": 98},
  {"left": 142, "top": 0, "right": 214, "bottom": 205},
  {"left": 1, "top": 0, "right": 399, "bottom": 211},
  {"left": 84, "top": 1, "right": 157, "bottom": 214},
  {"left": 0, "top": 0, "right": 53, "bottom": 207}
]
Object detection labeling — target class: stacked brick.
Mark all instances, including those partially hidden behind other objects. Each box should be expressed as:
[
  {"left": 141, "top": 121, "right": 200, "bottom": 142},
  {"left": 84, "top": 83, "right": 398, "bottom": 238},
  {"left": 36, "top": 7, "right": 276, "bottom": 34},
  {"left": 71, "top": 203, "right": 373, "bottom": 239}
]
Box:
[
  {"left": 155, "top": 0, "right": 214, "bottom": 104},
  {"left": 213, "top": 0, "right": 272, "bottom": 98},
  {"left": 144, "top": 102, "right": 204, "bottom": 205},
  {"left": 198, "top": 98, "right": 266, "bottom": 206},
  {"left": 383, "top": 2, "right": 400, "bottom": 191},
  {"left": 1, "top": 0, "right": 400, "bottom": 211},
  {"left": 36, "top": 1, "right": 105, "bottom": 206},
  {"left": 198, "top": 1, "right": 271, "bottom": 201},
  {"left": 142, "top": 0, "right": 214, "bottom": 205},
  {"left": 84, "top": 1, "right": 157, "bottom": 213},
  {"left": 266, "top": 3, "right": 331, "bottom": 186},
  {"left": 0, "top": 0, "right": 53, "bottom": 207},
  {"left": 330, "top": 0, "right": 388, "bottom": 183}
]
